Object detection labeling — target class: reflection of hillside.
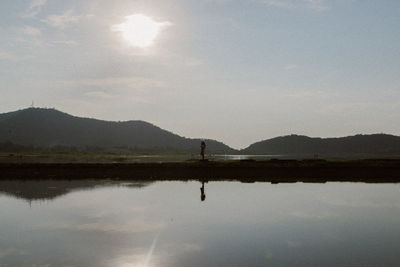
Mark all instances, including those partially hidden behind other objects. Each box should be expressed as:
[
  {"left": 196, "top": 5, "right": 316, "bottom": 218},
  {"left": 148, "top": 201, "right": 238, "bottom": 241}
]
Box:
[{"left": 0, "top": 180, "right": 152, "bottom": 202}]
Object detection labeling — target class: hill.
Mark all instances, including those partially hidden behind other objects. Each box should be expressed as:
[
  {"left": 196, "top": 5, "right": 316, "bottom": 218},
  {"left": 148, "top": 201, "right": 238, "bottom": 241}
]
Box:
[
  {"left": 0, "top": 108, "right": 235, "bottom": 153},
  {"left": 241, "top": 134, "right": 400, "bottom": 157}
]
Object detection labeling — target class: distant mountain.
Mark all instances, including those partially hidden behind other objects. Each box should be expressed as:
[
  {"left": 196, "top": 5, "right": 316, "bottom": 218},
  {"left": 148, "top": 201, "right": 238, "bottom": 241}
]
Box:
[
  {"left": 2, "top": 108, "right": 399, "bottom": 157},
  {"left": 0, "top": 108, "right": 235, "bottom": 153},
  {"left": 242, "top": 134, "right": 400, "bottom": 157}
]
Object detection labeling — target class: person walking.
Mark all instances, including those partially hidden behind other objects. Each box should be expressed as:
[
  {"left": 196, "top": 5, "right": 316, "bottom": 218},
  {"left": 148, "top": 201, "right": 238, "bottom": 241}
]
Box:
[{"left": 200, "top": 141, "right": 206, "bottom": 160}]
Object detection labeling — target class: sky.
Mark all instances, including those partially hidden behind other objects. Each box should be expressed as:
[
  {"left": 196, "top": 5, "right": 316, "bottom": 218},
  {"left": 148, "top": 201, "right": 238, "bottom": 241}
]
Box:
[{"left": 1, "top": 0, "right": 400, "bottom": 149}]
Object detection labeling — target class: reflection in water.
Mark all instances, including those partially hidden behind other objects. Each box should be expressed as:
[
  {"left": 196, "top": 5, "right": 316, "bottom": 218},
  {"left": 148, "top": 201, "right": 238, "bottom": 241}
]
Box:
[
  {"left": 0, "top": 180, "right": 152, "bottom": 201},
  {"left": 1, "top": 181, "right": 400, "bottom": 266},
  {"left": 145, "top": 234, "right": 159, "bottom": 267},
  {"left": 200, "top": 181, "right": 206, "bottom": 202}
]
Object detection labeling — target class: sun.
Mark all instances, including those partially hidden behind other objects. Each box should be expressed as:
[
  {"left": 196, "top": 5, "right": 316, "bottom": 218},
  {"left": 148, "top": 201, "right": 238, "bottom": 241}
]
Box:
[{"left": 113, "top": 14, "right": 168, "bottom": 48}]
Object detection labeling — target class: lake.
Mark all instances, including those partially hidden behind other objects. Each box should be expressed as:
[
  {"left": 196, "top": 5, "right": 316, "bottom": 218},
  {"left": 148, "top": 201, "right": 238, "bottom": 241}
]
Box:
[{"left": 1, "top": 180, "right": 400, "bottom": 266}]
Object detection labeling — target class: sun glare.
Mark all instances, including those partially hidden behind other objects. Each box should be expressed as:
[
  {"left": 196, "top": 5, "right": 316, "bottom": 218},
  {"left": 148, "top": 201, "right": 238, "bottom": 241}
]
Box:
[{"left": 114, "top": 14, "right": 168, "bottom": 48}]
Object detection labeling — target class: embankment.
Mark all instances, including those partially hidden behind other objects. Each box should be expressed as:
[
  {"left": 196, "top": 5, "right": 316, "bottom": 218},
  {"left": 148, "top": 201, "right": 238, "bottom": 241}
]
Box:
[{"left": 1, "top": 159, "right": 400, "bottom": 183}]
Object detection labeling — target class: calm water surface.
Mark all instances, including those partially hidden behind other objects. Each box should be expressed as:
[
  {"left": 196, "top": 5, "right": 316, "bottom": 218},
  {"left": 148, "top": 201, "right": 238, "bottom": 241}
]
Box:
[{"left": 1, "top": 180, "right": 400, "bottom": 267}]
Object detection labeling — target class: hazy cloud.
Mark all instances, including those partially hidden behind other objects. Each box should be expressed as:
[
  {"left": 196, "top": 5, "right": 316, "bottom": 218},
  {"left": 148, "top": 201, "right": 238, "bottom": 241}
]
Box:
[
  {"left": 183, "top": 57, "right": 203, "bottom": 67},
  {"left": 0, "top": 50, "right": 32, "bottom": 61},
  {"left": 283, "top": 90, "right": 327, "bottom": 99},
  {"left": 319, "top": 102, "right": 384, "bottom": 115},
  {"left": 204, "top": 0, "right": 232, "bottom": 3},
  {"left": 75, "top": 77, "right": 167, "bottom": 89},
  {"left": 304, "top": 0, "right": 329, "bottom": 11},
  {"left": 29, "top": 0, "right": 47, "bottom": 10},
  {"left": 204, "top": 0, "right": 329, "bottom": 10},
  {"left": 41, "top": 10, "right": 83, "bottom": 29},
  {"left": 84, "top": 91, "right": 115, "bottom": 99},
  {"left": 22, "top": 25, "right": 41, "bottom": 36},
  {"left": 0, "top": 50, "right": 14, "bottom": 61},
  {"left": 259, "top": 0, "right": 329, "bottom": 11},
  {"left": 284, "top": 64, "right": 299, "bottom": 70},
  {"left": 260, "top": 0, "right": 296, "bottom": 9},
  {"left": 23, "top": 0, "right": 47, "bottom": 18},
  {"left": 51, "top": 40, "right": 79, "bottom": 46},
  {"left": 48, "top": 76, "right": 167, "bottom": 98}
]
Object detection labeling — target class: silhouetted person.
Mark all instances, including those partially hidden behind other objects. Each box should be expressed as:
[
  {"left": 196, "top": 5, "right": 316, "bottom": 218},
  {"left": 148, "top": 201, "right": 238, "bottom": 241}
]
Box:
[
  {"left": 200, "top": 141, "right": 206, "bottom": 160},
  {"left": 200, "top": 181, "right": 206, "bottom": 201}
]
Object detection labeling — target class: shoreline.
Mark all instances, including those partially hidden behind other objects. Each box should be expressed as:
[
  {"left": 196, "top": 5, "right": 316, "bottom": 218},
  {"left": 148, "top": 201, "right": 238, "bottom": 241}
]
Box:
[{"left": 1, "top": 159, "right": 400, "bottom": 183}]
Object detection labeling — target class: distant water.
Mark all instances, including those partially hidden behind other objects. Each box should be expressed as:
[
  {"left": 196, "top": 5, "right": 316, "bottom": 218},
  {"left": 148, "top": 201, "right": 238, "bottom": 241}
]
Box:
[
  {"left": 213, "top": 154, "right": 283, "bottom": 160},
  {"left": 1, "top": 180, "right": 400, "bottom": 266},
  {"left": 0, "top": 154, "right": 282, "bottom": 163}
]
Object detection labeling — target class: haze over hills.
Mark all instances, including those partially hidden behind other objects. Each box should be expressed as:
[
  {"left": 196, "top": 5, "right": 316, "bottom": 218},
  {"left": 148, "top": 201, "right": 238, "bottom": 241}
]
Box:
[
  {"left": 242, "top": 134, "right": 400, "bottom": 157},
  {"left": 0, "top": 108, "right": 235, "bottom": 153},
  {"left": 1, "top": 108, "right": 400, "bottom": 157}
]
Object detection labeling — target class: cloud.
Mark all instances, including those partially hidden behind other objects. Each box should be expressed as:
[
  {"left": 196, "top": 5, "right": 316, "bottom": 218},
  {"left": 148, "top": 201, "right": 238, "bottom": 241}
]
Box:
[
  {"left": 29, "top": 0, "right": 47, "bottom": 10},
  {"left": 284, "top": 64, "right": 299, "bottom": 70},
  {"left": 23, "top": 0, "right": 47, "bottom": 18},
  {"left": 85, "top": 93, "right": 151, "bottom": 104},
  {"left": 0, "top": 50, "right": 32, "bottom": 61},
  {"left": 48, "top": 76, "right": 166, "bottom": 105},
  {"left": 75, "top": 76, "right": 167, "bottom": 89},
  {"left": 22, "top": 25, "right": 41, "bottom": 36},
  {"left": 55, "top": 76, "right": 167, "bottom": 105},
  {"left": 37, "top": 76, "right": 167, "bottom": 98},
  {"left": 0, "top": 50, "right": 14, "bottom": 61},
  {"left": 51, "top": 40, "right": 79, "bottom": 46},
  {"left": 84, "top": 91, "right": 115, "bottom": 99},
  {"left": 260, "top": 0, "right": 296, "bottom": 9},
  {"left": 183, "top": 57, "right": 203, "bottom": 67},
  {"left": 259, "top": 0, "right": 329, "bottom": 11},
  {"left": 304, "top": 0, "right": 329, "bottom": 11},
  {"left": 41, "top": 10, "right": 84, "bottom": 29},
  {"left": 283, "top": 90, "right": 327, "bottom": 99},
  {"left": 206, "top": 0, "right": 329, "bottom": 11},
  {"left": 319, "top": 102, "right": 383, "bottom": 115},
  {"left": 204, "top": 0, "right": 232, "bottom": 3}
]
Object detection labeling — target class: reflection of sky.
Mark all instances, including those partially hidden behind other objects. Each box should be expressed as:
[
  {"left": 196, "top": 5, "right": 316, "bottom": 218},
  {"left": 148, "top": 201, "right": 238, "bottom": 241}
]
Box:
[{"left": 1, "top": 182, "right": 400, "bottom": 266}]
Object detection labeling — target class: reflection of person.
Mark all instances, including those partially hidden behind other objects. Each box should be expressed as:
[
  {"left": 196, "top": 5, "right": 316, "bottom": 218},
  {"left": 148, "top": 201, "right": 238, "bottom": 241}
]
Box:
[
  {"left": 200, "top": 141, "right": 206, "bottom": 160},
  {"left": 200, "top": 181, "right": 206, "bottom": 201}
]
